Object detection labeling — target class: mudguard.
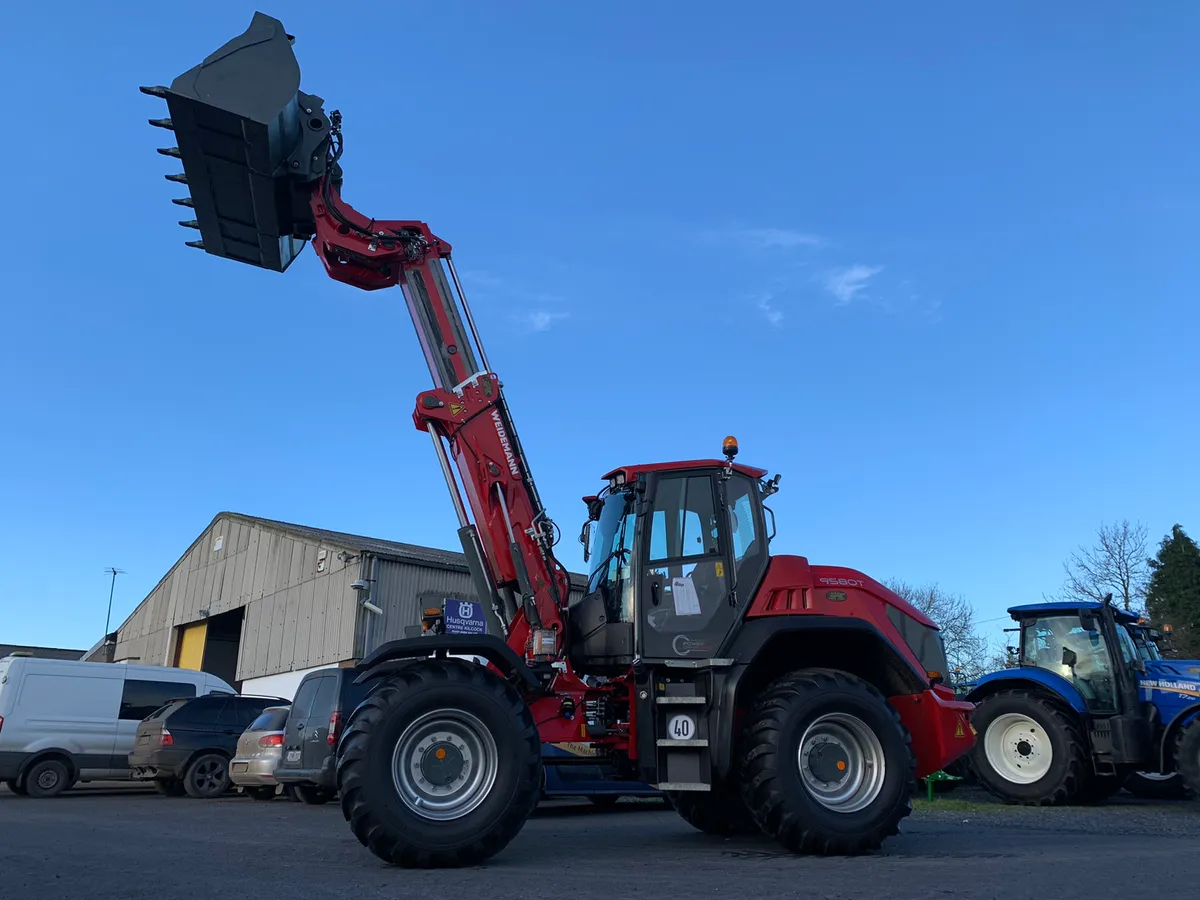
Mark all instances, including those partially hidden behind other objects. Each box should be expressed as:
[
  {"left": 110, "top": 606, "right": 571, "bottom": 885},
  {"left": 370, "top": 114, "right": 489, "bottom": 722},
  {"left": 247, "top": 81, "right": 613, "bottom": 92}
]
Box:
[
  {"left": 354, "top": 634, "right": 541, "bottom": 693},
  {"left": 965, "top": 667, "right": 1089, "bottom": 714}
]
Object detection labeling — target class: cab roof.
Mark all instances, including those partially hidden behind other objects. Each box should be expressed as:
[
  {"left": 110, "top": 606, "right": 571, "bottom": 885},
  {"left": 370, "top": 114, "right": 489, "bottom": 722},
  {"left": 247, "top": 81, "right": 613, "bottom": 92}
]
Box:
[
  {"left": 1008, "top": 600, "right": 1140, "bottom": 625},
  {"left": 602, "top": 460, "right": 768, "bottom": 482}
]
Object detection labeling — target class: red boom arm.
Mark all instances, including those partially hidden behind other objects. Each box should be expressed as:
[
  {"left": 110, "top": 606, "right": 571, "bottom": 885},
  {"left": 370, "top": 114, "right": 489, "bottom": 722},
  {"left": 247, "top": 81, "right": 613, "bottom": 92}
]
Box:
[{"left": 307, "top": 175, "right": 571, "bottom": 664}]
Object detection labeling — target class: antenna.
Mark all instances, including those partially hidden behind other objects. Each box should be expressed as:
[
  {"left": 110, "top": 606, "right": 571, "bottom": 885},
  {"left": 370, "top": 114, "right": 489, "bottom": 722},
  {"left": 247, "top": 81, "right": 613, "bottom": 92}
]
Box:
[{"left": 103, "top": 567, "right": 127, "bottom": 638}]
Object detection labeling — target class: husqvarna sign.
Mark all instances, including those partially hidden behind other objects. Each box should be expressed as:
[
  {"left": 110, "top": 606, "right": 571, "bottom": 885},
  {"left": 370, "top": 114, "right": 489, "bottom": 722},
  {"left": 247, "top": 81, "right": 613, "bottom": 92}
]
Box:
[{"left": 444, "top": 599, "right": 486, "bottom": 635}]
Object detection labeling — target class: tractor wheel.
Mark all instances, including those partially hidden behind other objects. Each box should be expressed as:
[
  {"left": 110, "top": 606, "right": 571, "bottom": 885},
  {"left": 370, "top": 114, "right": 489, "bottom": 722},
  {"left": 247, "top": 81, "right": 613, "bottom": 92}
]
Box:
[
  {"left": 1124, "top": 770, "right": 1188, "bottom": 800},
  {"left": 737, "top": 668, "right": 915, "bottom": 855},
  {"left": 668, "top": 780, "right": 760, "bottom": 836},
  {"left": 1173, "top": 719, "right": 1200, "bottom": 797},
  {"left": 967, "top": 690, "right": 1090, "bottom": 805},
  {"left": 335, "top": 658, "right": 542, "bottom": 868}
]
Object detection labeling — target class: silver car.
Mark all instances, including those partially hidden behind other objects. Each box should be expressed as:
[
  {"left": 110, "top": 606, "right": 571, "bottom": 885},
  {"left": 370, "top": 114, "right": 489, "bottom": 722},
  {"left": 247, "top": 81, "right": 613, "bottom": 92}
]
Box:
[{"left": 230, "top": 705, "right": 290, "bottom": 800}]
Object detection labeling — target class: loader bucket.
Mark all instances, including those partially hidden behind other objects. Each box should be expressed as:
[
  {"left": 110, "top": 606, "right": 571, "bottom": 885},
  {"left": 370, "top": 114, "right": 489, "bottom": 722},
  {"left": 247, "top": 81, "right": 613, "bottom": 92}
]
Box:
[{"left": 141, "top": 11, "right": 329, "bottom": 272}]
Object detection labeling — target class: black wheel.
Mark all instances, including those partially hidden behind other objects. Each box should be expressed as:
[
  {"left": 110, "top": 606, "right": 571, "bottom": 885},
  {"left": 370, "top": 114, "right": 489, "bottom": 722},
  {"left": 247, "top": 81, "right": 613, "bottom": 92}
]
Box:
[
  {"left": 737, "top": 669, "right": 915, "bottom": 855},
  {"left": 183, "top": 753, "right": 231, "bottom": 799},
  {"left": 1173, "top": 720, "right": 1200, "bottom": 797},
  {"left": 668, "top": 780, "right": 760, "bottom": 835},
  {"left": 4, "top": 778, "right": 28, "bottom": 796},
  {"left": 967, "top": 690, "right": 1090, "bottom": 805},
  {"left": 336, "top": 658, "right": 541, "bottom": 868},
  {"left": 248, "top": 786, "right": 278, "bottom": 801},
  {"left": 153, "top": 778, "right": 186, "bottom": 797},
  {"left": 1124, "top": 770, "right": 1188, "bottom": 800},
  {"left": 24, "top": 759, "right": 71, "bottom": 798},
  {"left": 295, "top": 784, "right": 335, "bottom": 805},
  {"left": 585, "top": 794, "right": 620, "bottom": 808},
  {"left": 283, "top": 784, "right": 302, "bottom": 802}
]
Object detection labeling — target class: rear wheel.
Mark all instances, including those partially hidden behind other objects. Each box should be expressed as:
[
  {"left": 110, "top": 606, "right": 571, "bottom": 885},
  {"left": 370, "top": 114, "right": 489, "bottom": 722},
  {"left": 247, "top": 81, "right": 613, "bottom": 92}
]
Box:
[
  {"left": 24, "top": 759, "right": 71, "bottom": 798},
  {"left": 335, "top": 658, "right": 541, "bottom": 868},
  {"left": 1124, "top": 770, "right": 1188, "bottom": 800},
  {"left": 967, "top": 690, "right": 1090, "bottom": 805},
  {"left": 1173, "top": 719, "right": 1200, "bottom": 797},
  {"left": 183, "top": 753, "right": 231, "bottom": 799},
  {"left": 738, "top": 669, "right": 915, "bottom": 855},
  {"left": 669, "top": 779, "right": 760, "bottom": 835},
  {"left": 4, "top": 778, "right": 27, "bottom": 796},
  {"left": 153, "top": 778, "right": 186, "bottom": 797}
]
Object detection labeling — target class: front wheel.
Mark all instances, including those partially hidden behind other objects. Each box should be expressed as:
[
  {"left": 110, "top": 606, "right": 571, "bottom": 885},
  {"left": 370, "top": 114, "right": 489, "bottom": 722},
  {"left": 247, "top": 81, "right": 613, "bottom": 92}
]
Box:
[
  {"left": 335, "top": 659, "right": 542, "bottom": 868},
  {"left": 737, "top": 668, "right": 915, "bottom": 855},
  {"left": 24, "top": 759, "right": 71, "bottom": 798},
  {"left": 967, "top": 690, "right": 1090, "bottom": 805}
]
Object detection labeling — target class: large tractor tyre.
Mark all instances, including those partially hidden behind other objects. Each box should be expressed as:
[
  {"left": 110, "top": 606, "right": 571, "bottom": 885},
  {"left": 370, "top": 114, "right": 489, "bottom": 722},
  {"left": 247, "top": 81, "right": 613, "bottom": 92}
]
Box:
[
  {"left": 182, "top": 753, "right": 232, "bottom": 799},
  {"left": 668, "top": 780, "right": 760, "bottom": 836},
  {"left": 1124, "top": 770, "right": 1189, "bottom": 800},
  {"left": 1173, "top": 719, "right": 1200, "bottom": 797},
  {"left": 737, "top": 668, "right": 916, "bottom": 855},
  {"left": 23, "top": 758, "right": 71, "bottom": 798},
  {"left": 967, "top": 690, "right": 1090, "bottom": 806},
  {"left": 335, "top": 658, "right": 542, "bottom": 868}
]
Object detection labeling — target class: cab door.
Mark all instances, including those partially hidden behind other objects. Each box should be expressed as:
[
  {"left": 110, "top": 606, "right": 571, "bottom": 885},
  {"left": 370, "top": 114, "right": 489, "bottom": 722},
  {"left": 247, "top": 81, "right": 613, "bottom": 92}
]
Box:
[{"left": 637, "top": 470, "right": 765, "bottom": 660}]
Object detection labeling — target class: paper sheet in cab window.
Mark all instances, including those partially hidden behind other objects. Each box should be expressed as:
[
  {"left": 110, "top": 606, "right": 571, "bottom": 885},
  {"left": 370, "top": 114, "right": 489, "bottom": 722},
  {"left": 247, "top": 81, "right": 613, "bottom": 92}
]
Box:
[{"left": 671, "top": 576, "right": 702, "bottom": 616}]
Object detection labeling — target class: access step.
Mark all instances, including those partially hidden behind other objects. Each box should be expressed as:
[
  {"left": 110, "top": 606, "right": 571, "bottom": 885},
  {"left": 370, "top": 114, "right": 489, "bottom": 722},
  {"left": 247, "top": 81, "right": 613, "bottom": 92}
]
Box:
[
  {"left": 655, "top": 696, "right": 706, "bottom": 706},
  {"left": 657, "top": 739, "right": 708, "bottom": 748}
]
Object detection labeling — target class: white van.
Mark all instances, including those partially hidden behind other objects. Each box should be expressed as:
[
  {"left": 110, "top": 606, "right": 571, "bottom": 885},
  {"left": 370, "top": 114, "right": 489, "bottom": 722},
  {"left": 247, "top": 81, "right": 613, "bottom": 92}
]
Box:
[{"left": 0, "top": 654, "right": 234, "bottom": 797}]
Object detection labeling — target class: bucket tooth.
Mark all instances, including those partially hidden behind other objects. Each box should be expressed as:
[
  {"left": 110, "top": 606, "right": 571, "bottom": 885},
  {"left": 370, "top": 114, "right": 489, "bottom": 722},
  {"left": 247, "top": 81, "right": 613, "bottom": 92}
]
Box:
[
  {"left": 139, "top": 85, "right": 169, "bottom": 97},
  {"left": 179, "top": 219, "right": 200, "bottom": 229},
  {"left": 165, "top": 173, "right": 187, "bottom": 184},
  {"left": 157, "top": 147, "right": 182, "bottom": 158},
  {"left": 149, "top": 118, "right": 174, "bottom": 131},
  {"left": 172, "top": 197, "right": 194, "bottom": 208},
  {"left": 185, "top": 240, "right": 205, "bottom": 250}
]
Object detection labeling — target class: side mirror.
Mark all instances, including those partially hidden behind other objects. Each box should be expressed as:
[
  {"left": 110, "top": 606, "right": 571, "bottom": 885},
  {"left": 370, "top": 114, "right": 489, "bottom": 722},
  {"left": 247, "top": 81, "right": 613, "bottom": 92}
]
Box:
[
  {"left": 1062, "top": 647, "right": 1078, "bottom": 668},
  {"left": 579, "top": 521, "right": 592, "bottom": 563},
  {"left": 1079, "top": 611, "right": 1097, "bottom": 631}
]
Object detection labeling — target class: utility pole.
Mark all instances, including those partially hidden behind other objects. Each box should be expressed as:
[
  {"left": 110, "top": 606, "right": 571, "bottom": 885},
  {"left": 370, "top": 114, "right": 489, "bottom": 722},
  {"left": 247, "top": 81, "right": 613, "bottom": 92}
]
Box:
[{"left": 103, "top": 567, "right": 126, "bottom": 637}]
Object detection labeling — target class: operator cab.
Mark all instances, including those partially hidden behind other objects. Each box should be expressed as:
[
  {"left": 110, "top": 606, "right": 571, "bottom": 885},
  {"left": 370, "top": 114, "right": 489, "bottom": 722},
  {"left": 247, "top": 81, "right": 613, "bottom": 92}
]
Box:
[
  {"left": 1009, "top": 600, "right": 1142, "bottom": 715},
  {"left": 568, "top": 437, "right": 779, "bottom": 675}
]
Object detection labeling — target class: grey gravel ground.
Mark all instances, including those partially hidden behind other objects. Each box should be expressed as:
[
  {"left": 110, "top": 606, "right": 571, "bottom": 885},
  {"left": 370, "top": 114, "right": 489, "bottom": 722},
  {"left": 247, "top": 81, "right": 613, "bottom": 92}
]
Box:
[{"left": 2, "top": 783, "right": 1198, "bottom": 900}]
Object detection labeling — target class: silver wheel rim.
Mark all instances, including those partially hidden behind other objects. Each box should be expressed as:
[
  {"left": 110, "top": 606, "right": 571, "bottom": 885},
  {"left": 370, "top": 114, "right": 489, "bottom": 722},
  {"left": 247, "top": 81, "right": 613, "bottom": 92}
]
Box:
[
  {"left": 391, "top": 709, "right": 499, "bottom": 821},
  {"left": 984, "top": 713, "right": 1051, "bottom": 784},
  {"left": 797, "top": 712, "right": 887, "bottom": 813}
]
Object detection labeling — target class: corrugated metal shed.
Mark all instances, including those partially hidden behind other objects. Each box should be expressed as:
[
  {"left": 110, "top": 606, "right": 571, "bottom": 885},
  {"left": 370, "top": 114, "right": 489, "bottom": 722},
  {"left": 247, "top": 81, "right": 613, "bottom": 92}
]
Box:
[{"left": 93, "top": 511, "right": 588, "bottom": 683}]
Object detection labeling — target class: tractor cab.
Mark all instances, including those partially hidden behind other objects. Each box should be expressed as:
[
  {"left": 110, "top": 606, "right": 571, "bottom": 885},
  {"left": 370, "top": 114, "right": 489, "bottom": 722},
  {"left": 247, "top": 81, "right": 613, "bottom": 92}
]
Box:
[
  {"left": 1008, "top": 599, "right": 1143, "bottom": 716},
  {"left": 569, "top": 437, "right": 779, "bottom": 674}
]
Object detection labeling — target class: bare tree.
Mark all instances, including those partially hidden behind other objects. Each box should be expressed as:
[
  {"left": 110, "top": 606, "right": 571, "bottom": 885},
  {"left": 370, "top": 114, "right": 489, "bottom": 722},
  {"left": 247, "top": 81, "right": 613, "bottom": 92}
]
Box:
[
  {"left": 1059, "top": 519, "right": 1150, "bottom": 610},
  {"left": 884, "top": 579, "right": 998, "bottom": 682}
]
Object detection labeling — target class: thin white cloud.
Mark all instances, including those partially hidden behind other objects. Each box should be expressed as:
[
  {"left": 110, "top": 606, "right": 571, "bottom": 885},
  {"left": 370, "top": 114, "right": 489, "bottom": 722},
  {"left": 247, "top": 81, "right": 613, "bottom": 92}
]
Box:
[
  {"left": 735, "top": 227, "right": 826, "bottom": 251},
  {"left": 823, "top": 265, "right": 883, "bottom": 306},
  {"left": 522, "top": 310, "right": 569, "bottom": 332},
  {"left": 756, "top": 294, "right": 784, "bottom": 328}
]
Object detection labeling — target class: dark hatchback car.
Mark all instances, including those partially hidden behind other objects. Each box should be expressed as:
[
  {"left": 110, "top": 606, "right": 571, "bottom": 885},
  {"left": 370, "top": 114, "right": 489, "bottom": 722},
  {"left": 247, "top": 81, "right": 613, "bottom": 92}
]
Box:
[
  {"left": 273, "top": 667, "right": 371, "bottom": 804},
  {"left": 129, "top": 693, "right": 287, "bottom": 798}
]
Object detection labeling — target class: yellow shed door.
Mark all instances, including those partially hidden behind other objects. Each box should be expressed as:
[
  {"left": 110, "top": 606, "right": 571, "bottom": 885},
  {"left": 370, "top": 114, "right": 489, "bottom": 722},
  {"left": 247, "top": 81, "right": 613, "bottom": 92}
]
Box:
[{"left": 176, "top": 622, "right": 208, "bottom": 670}]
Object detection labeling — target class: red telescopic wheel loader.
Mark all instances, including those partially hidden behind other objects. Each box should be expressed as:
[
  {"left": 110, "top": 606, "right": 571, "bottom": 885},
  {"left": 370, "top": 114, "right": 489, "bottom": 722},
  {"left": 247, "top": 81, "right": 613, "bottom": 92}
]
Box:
[{"left": 140, "top": 11, "right": 975, "bottom": 868}]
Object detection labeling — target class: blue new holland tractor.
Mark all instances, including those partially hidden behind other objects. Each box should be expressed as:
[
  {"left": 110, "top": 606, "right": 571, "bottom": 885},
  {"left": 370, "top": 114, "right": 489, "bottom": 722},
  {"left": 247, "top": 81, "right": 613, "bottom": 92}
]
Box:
[{"left": 963, "top": 595, "right": 1200, "bottom": 805}]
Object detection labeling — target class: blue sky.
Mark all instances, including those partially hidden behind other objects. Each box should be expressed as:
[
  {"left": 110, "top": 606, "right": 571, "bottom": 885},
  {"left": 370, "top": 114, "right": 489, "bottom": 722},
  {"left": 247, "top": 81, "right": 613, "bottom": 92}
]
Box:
[{"left": 2, "top": 2, "right": 1197, "bottom": 653}]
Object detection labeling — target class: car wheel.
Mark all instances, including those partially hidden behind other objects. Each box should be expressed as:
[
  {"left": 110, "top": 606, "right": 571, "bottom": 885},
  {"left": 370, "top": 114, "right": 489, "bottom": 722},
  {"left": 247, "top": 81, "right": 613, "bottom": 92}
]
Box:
[
  {"left": 294, "top": 784, "right": 334, "bottom": 805},
  {"left": 738, "top": 668, "right": 916, "bottom": 855},
  {"left": 24, "top": 759, "right": 71, "bottom": 798},
  {"left": 183, "top": 753, "right": 231, "bottom": 799},
  {"left": 153, "top": 778, "right": 187, "bottom": 797}
]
